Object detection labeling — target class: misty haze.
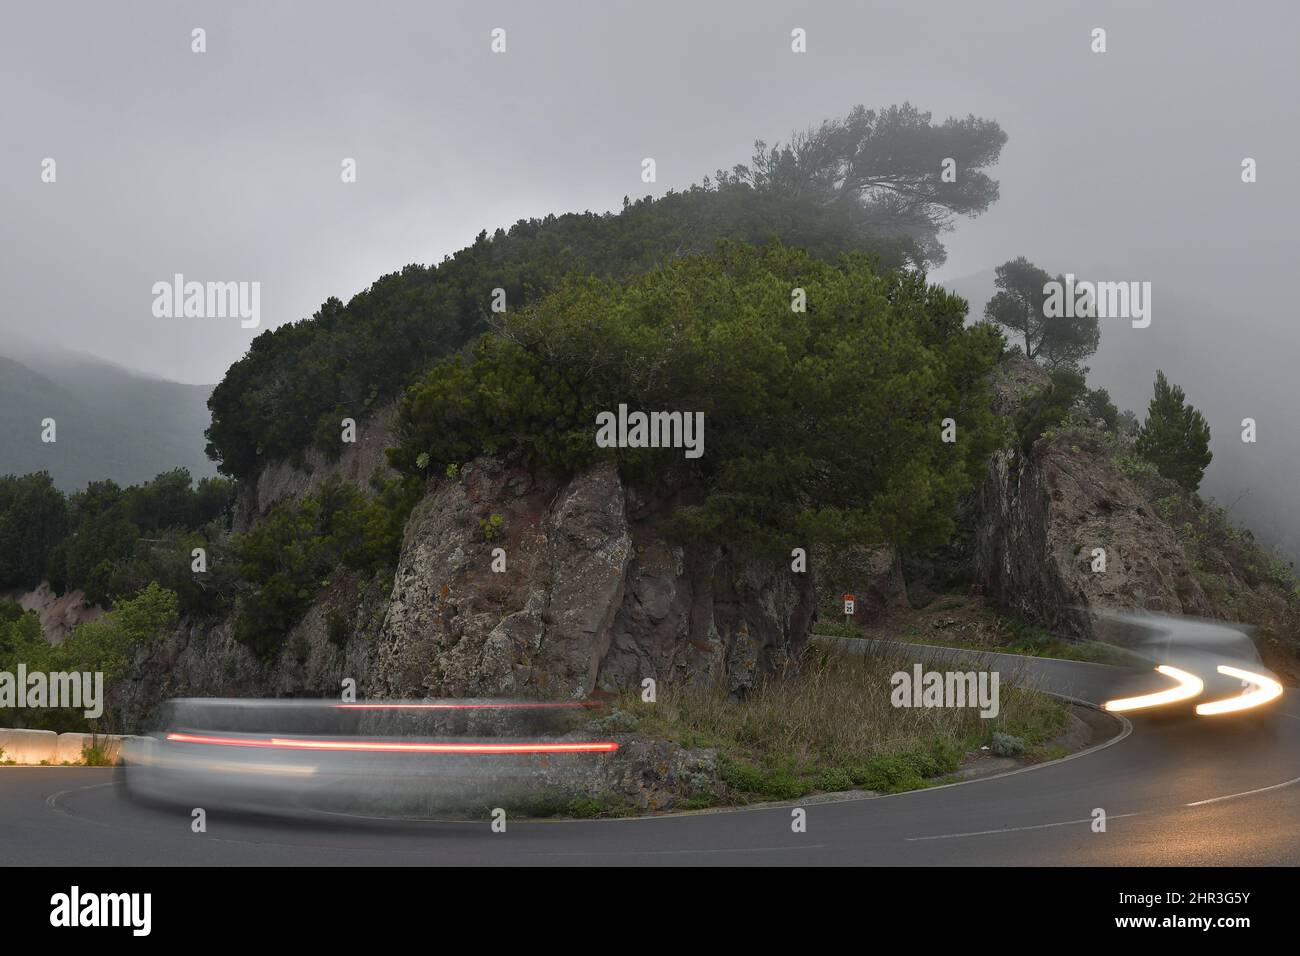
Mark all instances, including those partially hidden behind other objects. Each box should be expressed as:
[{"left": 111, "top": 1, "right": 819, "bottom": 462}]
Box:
[{"left": 2, "top": 0, "right": 1299, "bottom": 896}]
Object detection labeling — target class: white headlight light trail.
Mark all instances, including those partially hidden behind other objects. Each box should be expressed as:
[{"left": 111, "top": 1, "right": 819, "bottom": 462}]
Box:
[
  {"left": 1103, "top": 665, "right": 1204, "bottom": 713},
  {"left": 1194, "top": 665, "right": 1283, "bottom": 716}
]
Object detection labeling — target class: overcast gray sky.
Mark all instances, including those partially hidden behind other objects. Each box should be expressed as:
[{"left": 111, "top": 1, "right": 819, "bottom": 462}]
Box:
[{"left": 3, "top": 0, "right": 1298, "bottom": 544}]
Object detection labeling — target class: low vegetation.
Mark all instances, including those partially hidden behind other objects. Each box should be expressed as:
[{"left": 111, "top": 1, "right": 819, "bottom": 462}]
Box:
[
  {"left": 622, "top": 645, "right": 1068, "bottom": 802},
  {"left": 0, "top": 584, "right": 178, "bottom": 733}
]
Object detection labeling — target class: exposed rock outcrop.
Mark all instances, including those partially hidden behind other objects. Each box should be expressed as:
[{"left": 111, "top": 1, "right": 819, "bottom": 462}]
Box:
[
  {"left": 975, "top": 438, "right": 1210, "bottom": 638},
  {"left": 1, "top": 581, "right": 103, "bottom": 645},
  {"left": 373, "top": 458, "right": 815, "bottom": 700},
  {"left": 112, "top": 451, "right": 814, "bottom": 729},
  {"left": 232, "top": 403, "right": 398, "bottom": 531},
  {"left": 972, "top": 354, "right": 1292, "bottom": 659},
  {"left": 111, "top": 570, "right": 384, "bottom": 731}
]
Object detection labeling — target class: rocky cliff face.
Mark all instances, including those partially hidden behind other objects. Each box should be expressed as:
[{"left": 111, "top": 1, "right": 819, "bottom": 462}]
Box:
[
  {"left": 112, "top": 569, "right": 385, "bottom": 730},
  {"left": 232, "top": 402, "right": 397, "bottom": 531},
  {"left": 374, "top": 458, "right": 816, "bottom": 700},
  {"left": 973, "top": 355, "right": 1297, "bottom": 678},
  {"left": 114, "top": 450, "right": 815, "bottom": 731},
  {"left": 975, "top": 355, "right": 1211, "bottom": 637},
  {"left": 975, "top": 438, "right": 1210, "bottom": 638}
]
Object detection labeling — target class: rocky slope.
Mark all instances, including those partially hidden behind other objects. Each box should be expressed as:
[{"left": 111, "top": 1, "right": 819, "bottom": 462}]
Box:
[
  {"left": 111, "top": 448, "right": 813, "bottom": 753},
  {"left": 374, "top": 457, "right": 815, "bottom": 700},
  {"left": 43, "top": 350, "right": 1300, "bottom": 815},
  {"left": 232, "top": 402, "right": 398, "bottom": 531},
  {"left": 63, "top": 352, "right": 1300, "bottom": 739},
  {"left": 0, "top": 581, "right": 104, "bottom": 645},
  {"left": 111, "top": 568, "right": 385, "bottom": 731},
  {"left": 101, "top": 448, "right": 814, "bottom": 811},
  {"left": 971, "top": 355, "right": 1300, "bottom": 680}
]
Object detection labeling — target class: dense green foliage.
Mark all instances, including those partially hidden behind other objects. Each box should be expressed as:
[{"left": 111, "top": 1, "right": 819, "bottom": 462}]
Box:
[
  {"left": 0, "top": 472, "right": 68, "bottom": 591},
  {"left": 1136, "top": 370, "right": 1213, "bottom": 492},
  {"left": 230, "top": 474, "right": 421, "bottom": 659},
  {"left": 393, "top": 242, "right": 1005, "bottom": 557},
  {"left": 0, "top": 584, "right": 178, "bottom": 732},
  {"left": 4, "top": 105, "right": 1013, "bottom": 670},
  {"left": 0, "top": 467, "right": 417, "bottom": 662},
  {"left": 206, "top": 105, "right": 1006, "bottom": 482},
  {"left": 0, "top": 469, "right": 233, "bottom": 607},
  {"left": 205, "top": 190, "right": 915, "bottom": 483}
]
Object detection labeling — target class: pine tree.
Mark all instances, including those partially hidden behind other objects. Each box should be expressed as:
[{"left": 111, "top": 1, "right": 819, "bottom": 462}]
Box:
[
  {"left": 1135, "top": 370, "right": 1212, "bottom": 491},
  {"left": 983, "top": 257, "right": 1099, "bottom": 370}
]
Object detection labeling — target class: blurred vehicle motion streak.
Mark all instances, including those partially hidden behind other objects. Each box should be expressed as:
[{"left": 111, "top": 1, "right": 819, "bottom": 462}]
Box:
[{"left": 120, "top": 698, "right": 619, "bottom": 819}]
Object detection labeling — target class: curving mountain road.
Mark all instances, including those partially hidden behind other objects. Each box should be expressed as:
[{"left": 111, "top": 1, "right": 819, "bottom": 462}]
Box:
[{"left": 2, "top": 644, "right": 1298, "bottom": 866}]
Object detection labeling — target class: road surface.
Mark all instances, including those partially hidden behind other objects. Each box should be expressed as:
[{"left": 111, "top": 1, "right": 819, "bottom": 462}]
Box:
[{"left": 2, "top": 644, "right": 1298, "bottom": 866}]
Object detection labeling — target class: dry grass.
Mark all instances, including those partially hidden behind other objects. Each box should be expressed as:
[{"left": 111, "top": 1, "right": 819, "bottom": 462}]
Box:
[{"left": 624, "top": 643, "right": 1067, "bottom": 799}]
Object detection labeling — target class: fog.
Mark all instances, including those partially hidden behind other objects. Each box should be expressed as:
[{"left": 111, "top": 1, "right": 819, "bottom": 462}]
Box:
[{"left": 2, "top": 0, "right": 1297, "bottom": 552}]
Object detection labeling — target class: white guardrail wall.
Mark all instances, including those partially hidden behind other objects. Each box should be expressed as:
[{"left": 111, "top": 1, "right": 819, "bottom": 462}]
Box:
[{"left": 0, "top": 729, "right": 148, "bottom": 765}]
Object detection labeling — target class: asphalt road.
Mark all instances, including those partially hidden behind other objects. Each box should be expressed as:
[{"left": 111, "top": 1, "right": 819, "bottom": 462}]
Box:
[{"left": 3, "top": 643, "right": 1298, "bottom": 866}]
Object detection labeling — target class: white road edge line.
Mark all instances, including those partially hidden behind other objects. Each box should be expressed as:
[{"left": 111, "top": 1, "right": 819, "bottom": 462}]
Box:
[
  {"left": 510, "top": 696, "right": 1131, "bottom": 825},
  {"left": 911, "top": 772, "right": 1300, "bottom": 842},
  {"left": 544, "top": 844, "right": 829, "bottom": 857},
  {"left": 906, "top": 811, "right": 1147, "bottom": 842},
  {"left": 1185, "top": 774, "right": 1300, "bottom": 807}
]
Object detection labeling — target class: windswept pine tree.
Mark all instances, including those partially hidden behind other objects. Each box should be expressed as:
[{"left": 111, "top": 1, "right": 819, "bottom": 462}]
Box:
[{"left": 982, "top": 257, "right": 1099, "bottom": 370}]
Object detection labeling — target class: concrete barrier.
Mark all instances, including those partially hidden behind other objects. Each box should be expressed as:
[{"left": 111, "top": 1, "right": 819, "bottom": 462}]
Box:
[
  {"left": 0, "top": 729, "right": 59, "bottom": 765},
  {"left": 0, "top": 729, "right": 142, "bottom": 765},
  {"left": 56, "top": 732, "right": 95, "bottom": 764}
]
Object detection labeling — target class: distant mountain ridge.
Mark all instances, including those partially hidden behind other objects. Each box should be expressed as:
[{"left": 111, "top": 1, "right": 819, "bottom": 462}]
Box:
[{"left": 0, "top": 341, "right": 216, "bottom": 491}]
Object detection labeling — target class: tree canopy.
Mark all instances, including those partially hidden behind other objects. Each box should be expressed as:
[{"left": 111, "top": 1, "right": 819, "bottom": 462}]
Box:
[
  {"left": 0, "top": 469, "right": 234, "bottom": 606},
  {"left": 205, "top": 105, "right": 1006, "bottom": 482},
  {"left": 392, "top": 242, "right": 1005, "bottom": 557},
  {"left": 730, "top": 104, "right": 1007, "bottom": 269},
  {"left": 983, "top": 257, "right": 1099, "bottom": 370},
  {"left": 1136, "top": 370, "right": 1213, "bottom": 492}
]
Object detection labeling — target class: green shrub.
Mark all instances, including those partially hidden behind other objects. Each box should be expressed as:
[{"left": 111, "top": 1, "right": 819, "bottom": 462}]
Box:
[
  {"left": 989, "top": 731, "right": 1025, "bottom": 757},
  {"left": 231, "top": 475, "right": 421, "bottom": 659},
  {"left": 719, "top": 757, "right": 811, "bottom": 800},
  {"left": 813, "top": 767, "right": 855, "bottom": 792},
  {"left": 479, "top": 513, "right": 504, "bottom": 542},
  {"left": 81, "top": 745, "right": 113, "bottom": 767}
]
